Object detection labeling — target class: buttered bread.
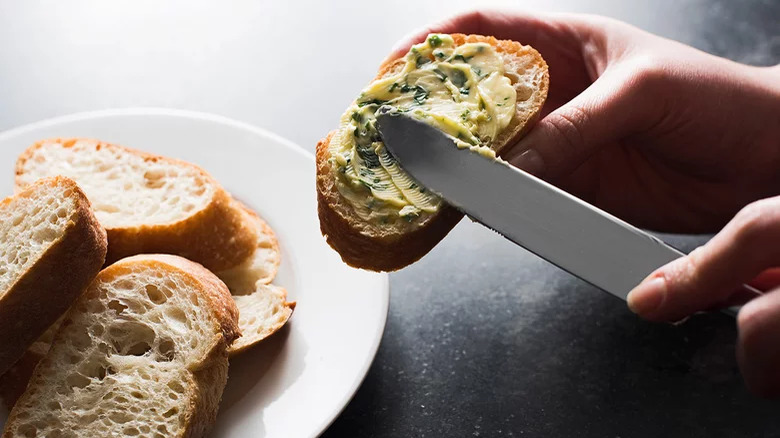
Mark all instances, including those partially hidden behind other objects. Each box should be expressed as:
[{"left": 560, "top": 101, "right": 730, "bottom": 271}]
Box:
[{"left": 317, "top": 33, "right": 549, "bottom": 271}]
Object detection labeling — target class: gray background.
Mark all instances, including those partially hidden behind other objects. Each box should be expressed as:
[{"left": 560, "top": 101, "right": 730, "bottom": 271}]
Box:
[{"left": 1, "top": 1, "right": 778, "bottom": 437}]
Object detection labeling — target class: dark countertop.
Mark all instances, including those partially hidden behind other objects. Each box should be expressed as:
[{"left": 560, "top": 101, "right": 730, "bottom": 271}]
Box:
[{"left": 323, "top": 2, "right": 780, "bottom": 437}]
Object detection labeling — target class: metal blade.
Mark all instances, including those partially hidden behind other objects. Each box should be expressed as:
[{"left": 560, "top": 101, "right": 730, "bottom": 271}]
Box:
[{"left": 376, "top": 112, "right": 684, "bottom": 301}]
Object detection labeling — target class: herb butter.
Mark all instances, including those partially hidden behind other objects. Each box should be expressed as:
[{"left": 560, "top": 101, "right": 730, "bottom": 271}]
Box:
[{"left": 329, "top": 34, "right": 517, "bottom": 225}]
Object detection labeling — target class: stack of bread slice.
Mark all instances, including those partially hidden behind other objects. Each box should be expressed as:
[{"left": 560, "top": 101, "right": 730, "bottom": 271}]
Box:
[
  {"left": 0, "top": 139, "right": 295, "bottom": 436},
  {"left": 3, "top": 255, "right": 241, "bottom": 437}
]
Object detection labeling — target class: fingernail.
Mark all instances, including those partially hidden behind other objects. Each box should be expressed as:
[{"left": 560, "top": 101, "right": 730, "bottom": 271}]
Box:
[
  {"left": 511, "top": 148, "right": 546, "bottom": 177},
  {"left": 627, "top": 276, "right": 667, "bottom": 316}
]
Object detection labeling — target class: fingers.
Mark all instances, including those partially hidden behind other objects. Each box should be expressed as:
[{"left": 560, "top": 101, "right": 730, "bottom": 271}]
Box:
[
  {"left": 504, "top": 63, "right": 661, "bottom": 178},
  {"left": 627, "top": 197, "right": 780, "bottom": 322},
  {"left": 387, "top": 10, "right": 662, "bottom": 183},
  {"left": 384, "top": 10, "right": 609, "bottom": 68},
  {"left": 737, "top": 288, "right": 780, "bottom": 397}
]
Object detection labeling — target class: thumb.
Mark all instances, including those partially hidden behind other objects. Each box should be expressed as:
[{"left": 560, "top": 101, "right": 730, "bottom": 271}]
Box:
[
  {"left": 626, "top": 198, "right": 780, "bottom": 322},
  {"left": 504, "top": 65, "right": 660, "bottom": 179}
]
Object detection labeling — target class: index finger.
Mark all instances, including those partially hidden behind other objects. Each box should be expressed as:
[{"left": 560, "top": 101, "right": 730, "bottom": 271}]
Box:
[{"left": 383, "top": 10, "right": 598, "bottom": 64}]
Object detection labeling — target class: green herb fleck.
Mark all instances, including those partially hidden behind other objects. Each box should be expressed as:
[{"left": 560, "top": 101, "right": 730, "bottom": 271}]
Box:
[
  {"left": 451, "top": 54, "right": 473, "bottom": 63},
  {"left": 428, "top": 35, "right": 443, "bottom": 47},
  {"left": 358, "top": 98, "right": 387, "bottom": 107},
  {"left": 413, "top": 86, "right": 429, "bottom": 105},
  {"left": 415, "top": 56, "right": 431, "bottom": 68},
  {"left": 449, "top": 69, "right": 467, "bottom": 88},
  {"left": 389, "top": 83, "right": 399, "bottom": 92}
]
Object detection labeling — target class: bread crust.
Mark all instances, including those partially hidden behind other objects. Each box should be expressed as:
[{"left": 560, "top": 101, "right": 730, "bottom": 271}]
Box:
[
  {"left": 0, "top": 176, "right": 107, "bottom": 376},
  {"left": 0, "top": 340, "right": 47, "bottom": 408},
  {"left": 15, "top": 138, "right": 259, "bottom": 272},
  {"left": 228, "top": 285, "right": 295, "bottom": 356},
  {"left": 317, "top": 34, "right": 549, "bottom": 271},
  {"left": 3, "top": 254, "right": 239, "bottom": 438},
  {"left": 216, "top": 202, "right": 295, "bottom": 355}
]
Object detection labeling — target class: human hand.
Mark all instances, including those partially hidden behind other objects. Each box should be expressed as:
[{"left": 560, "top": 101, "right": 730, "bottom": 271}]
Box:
[
  {"left": 387, "top": 10, "right": 780, "bottom": 233},
  {"left": 388, "top": 10, "right": 780, "bottom": 397},
  {"left": 627, "top": 196, "right": 780, "bottom": 397}
]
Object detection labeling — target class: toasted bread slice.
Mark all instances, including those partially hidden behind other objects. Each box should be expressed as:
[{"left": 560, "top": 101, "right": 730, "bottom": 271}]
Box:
[
  {"left": 15, "top": 138, "right": 258, "bottom": 271},
  {"left": 317, "top": 34, "right": 548, "bottom": 271},
  {"left": 0, "top": 176, "right": 106, "bottom": 376},
  {"left": 3, "top": 254, "right": 240, "bottom": 438},
  {"left": 216, "top": 203, "right": 295, "bottom": 355}
]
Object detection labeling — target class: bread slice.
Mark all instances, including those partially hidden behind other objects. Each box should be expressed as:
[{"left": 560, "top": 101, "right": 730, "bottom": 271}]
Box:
[
  {"left": 316, "top": 34, "right": 549, "bottom": 271},
  {"left": 215, "top": 203, "right": 295, "bottom": 355},
  {"left": 15, "top": 138, "right": 258, "bottom": 271},
  {"left": 3, "top": 254, "right": 240, "bottom": 438},
  {"left": 0, "top": 176, "right": 107, "bottom": 376},
  {"left": 216, "top": 203, "right": 281, "bottom": 293},
  {"left": 228, "top": 285, "right": 293, "bottom": 355}
]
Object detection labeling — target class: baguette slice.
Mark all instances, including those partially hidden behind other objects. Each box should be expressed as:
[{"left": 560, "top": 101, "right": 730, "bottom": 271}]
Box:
[
  {"left": 0, "top": 176, "right": 106, "bottom": 376},
  {"left": 3, "top": 254, "right": 240, "bottom": 438},
  {"left": 216, "top": 203, "right": 281, "bottom": 293},
  {"left": 226, "top": 285, "right": 293, "bottom": 355},
  {"left": 317, "top": 34, "right": 549, "bottom": 271},
  {"left": 15, "top": 138, "right": 258, "bottom": 271},
  {"left": 216, "top": 204, "right": 295, "bottom": 355}
]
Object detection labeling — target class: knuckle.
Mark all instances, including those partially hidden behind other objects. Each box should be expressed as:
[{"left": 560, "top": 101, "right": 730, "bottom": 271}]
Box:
[
  {"left": 663, "top": 249, "right": 704, "bottom": 293},
  {"left": 732, "top": 199, "right": 779, "bottom": 244},
  {"left": 624, "top": 56, "right": 668, "bottom": 93}
]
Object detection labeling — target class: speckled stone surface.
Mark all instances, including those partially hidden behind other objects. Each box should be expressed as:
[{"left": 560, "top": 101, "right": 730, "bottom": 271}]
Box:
[{"left": 322, "top": 1, "right": 780, "bottom": 437}]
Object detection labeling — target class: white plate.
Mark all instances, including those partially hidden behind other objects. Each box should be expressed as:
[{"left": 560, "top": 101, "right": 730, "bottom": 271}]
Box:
[{"left": 0, "top": 108, "right": 389, "bottom": 438}]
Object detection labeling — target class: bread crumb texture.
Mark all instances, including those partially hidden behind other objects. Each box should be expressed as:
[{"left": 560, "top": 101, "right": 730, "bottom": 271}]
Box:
[
  {"left": 4, "top": 256, "right": 234, "bottom": 438},
  {"left": 0, "top": 180, "right": 77, "bottom": 294},
  {"left": 16, "top": 139, "right": 215, "bottom": 228}
]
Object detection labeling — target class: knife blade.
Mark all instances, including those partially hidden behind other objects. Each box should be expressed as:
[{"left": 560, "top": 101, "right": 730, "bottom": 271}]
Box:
[{"left": 376, "top": 112, "right": 759, "bottom": 308}]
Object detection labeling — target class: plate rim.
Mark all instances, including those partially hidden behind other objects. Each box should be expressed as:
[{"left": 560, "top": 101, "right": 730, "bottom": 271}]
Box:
[{"left": 0, "top": 107, "right": 390, "bottom": 438}]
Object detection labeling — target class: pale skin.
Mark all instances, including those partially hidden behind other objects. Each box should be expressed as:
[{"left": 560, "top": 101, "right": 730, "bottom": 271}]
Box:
[{"left": 388, "top": 11, "right": 780, "bottom": 397}]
